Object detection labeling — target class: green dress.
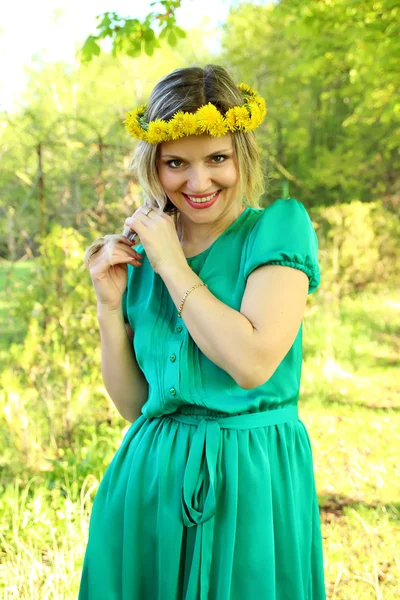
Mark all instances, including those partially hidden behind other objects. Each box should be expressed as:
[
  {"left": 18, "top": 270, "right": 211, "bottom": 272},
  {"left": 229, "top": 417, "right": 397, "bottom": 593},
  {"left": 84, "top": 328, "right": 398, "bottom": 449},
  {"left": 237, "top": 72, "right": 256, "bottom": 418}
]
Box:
[{"left": 79, "top": 198, "right": 326, "bottom": 599}]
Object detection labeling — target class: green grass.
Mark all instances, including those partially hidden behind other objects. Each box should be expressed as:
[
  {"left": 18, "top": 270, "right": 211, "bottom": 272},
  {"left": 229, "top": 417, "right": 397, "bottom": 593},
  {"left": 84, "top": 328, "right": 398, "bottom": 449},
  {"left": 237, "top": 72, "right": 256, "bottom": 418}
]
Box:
[
  {"left": 0, "top": 260, "right": 399, "bottom": 599},
  {"left": 301, "top": 290, "right": 400, "bottom": 599},
  {"left": 0, "top": 259, "right": 38, "bottom": 362}
]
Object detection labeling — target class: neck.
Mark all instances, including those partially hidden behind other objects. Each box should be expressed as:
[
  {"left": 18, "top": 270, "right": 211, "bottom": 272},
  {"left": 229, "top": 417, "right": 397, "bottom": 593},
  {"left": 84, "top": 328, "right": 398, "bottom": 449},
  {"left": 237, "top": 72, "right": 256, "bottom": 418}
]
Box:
[{"left": 177, "top": 203, "right": 245, "bottom": 253}]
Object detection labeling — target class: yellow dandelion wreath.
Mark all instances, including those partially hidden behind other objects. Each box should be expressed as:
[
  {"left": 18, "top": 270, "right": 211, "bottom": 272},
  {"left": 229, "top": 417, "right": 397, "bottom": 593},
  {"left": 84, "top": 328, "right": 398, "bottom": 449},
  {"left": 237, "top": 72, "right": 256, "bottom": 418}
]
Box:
[{"left": 123, "top": 84, "right": 266, "bottom": 144}]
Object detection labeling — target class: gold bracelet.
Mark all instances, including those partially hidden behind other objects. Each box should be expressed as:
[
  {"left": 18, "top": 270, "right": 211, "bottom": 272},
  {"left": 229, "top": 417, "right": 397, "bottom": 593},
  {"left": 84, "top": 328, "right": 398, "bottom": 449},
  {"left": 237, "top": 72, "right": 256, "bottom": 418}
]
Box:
[{"left": 178, "top": 283, "right": 208, "bottom": 318}]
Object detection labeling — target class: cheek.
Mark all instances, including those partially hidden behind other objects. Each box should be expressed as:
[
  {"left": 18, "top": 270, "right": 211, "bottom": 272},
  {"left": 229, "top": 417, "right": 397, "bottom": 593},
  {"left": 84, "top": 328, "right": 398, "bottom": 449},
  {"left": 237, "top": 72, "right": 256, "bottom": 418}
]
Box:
[
  {"left": 158, "top": 167, "right": 181, "bottom": 192},
  {"left": 221, "top": 164, "right": 239, "bottom": 187}
]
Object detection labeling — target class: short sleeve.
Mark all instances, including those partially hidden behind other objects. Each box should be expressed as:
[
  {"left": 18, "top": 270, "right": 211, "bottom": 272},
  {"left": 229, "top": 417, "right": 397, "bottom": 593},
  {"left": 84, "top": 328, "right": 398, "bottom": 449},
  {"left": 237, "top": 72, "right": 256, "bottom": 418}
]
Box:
[{"left": 244, "top": 198, "right": 321, "bottom": 294}]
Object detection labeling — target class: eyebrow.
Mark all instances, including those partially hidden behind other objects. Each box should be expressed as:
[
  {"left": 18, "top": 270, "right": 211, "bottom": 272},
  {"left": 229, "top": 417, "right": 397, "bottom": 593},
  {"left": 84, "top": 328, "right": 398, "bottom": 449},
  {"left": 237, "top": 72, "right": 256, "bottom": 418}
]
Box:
[{"left": 161, "top": 148, "right": 233, "bottom": 159}]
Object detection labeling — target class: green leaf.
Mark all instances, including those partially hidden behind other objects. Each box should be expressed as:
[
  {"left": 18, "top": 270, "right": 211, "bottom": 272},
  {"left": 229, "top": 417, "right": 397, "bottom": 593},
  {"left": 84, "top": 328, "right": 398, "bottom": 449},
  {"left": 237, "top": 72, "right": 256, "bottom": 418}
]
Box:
[
  {"left": 97, "top": 13, "right": 112, "bottom": 31},
  {"left": 167, "top": 30, "right": 177, "bottom": 47},
  {"left": 80, "top": 36, "right": 101, "bottom": 64},
  {"left": 123, "top": 18, "right": 141, "bottom": 35},
  {"left": 144, "top": 39, "right": 156, "bottom": 56},
  {"left": 142, "top": 27, "right": 156, "bottom": 42},
  {"left": 174, "top": 26, "right": 186, "bottom": 39},
  {"left": 125, "top": 38, "right": 142, "bottom": 57}
]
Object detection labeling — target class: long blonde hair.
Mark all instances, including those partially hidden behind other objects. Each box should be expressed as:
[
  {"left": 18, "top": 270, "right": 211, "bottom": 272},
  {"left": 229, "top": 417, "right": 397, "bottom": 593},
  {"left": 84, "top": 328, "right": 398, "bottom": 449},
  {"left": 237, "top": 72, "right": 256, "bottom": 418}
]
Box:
[{"left": 132, "top": 64, "right": 264, "bottom": 219}]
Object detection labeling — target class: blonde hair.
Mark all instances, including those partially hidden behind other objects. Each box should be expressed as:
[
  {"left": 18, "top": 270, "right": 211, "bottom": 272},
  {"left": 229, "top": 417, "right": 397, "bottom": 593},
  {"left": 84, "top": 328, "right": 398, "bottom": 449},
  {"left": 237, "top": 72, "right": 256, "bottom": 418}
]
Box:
[{"left": 132, "top": 65, "right": 264, "bottom": 219}]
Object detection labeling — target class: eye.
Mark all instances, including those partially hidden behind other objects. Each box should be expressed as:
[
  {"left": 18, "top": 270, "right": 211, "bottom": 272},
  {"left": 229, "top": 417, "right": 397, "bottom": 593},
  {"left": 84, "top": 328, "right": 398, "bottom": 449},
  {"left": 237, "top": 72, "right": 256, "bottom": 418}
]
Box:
[
  {"left": 166, "top": 159, "right": 183, "bottom": 169},
  {"left": 210, "top": 154, "right": 228, "bottom": 164}
]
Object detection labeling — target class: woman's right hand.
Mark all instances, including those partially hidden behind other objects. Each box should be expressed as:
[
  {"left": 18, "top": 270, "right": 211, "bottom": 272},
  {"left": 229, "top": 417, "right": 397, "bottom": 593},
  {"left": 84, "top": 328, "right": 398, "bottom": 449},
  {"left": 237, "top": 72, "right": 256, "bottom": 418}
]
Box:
[{"left": 84, "top": 234, "right": 143, "bottom": 311}]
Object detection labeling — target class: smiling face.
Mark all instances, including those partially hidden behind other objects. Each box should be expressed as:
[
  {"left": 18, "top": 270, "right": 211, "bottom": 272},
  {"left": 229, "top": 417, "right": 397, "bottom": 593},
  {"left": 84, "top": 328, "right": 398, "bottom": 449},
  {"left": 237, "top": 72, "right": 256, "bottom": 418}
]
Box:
[{"left": 157, "top": 133, "right": 242, "bottom": 233}]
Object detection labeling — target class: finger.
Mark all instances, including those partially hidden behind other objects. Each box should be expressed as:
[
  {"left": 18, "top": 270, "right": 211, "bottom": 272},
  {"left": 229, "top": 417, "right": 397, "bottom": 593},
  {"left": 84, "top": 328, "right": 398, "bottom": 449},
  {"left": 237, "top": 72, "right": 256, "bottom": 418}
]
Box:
[
  {"left": 92, "top": 254, "right": 142, "bottom": 271},
  {"left": 125, "top": 214, "right": 149, "bottom": 229},
  {"left": 112, "top": 255, "right": 142, "bottom": 266},
  {"left": 132, "top": 204, "right": 157, "bottom": 217},
  {"left": 115, "top": 242, "right": 143, "bottom": 258},
  {"left": 125, "top": 256, "right": 143, "bottom": 267},
  {"left": 118, "top": 233, "right": 140, "bottom": 246},
  {"left": 94, "top": 244, "right": 143, "bottom": 266},
  {"left": 109, "top": 249, "right": 143, "bottom": 267}
]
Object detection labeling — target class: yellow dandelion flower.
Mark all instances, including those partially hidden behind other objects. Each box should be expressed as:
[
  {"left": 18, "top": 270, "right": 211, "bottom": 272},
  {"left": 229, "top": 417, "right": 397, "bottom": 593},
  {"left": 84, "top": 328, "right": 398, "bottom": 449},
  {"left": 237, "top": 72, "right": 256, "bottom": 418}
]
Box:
[
  {"left": 232, "top": 106, "right": 251, "bottom": 129},
  {"left": 253, "top": 96, "right": 267, "bottom": 120},
  {"left": 195, "top": 103, "right": 222, "bottom": 132},
  {"left": 169, "top": 112, "right": 185, "bottom": 140},
  {"left": 169, "top": 111, "right": 198, "bottom": 139},
  {"left": 238, "top": 83, "right": 257, "bottom": 97},
  {"left": 225, "top": 109, "right": 237, "bottom": 131},
  {"left": 180, "top": 112, "right": 199, "bottom": 136},
  {"left": 124, "top": 104, "right": 149, "bottom": 140},
  {"left": 208, "top": 117, "right": 229, "bottom": 137},
  {"left": 136, "top": 104, "right": 147, "bottom": 117},
  {"left": 146, "top": 120, "right": 170, "bottom": 144},
  {"left": 246, "top": 104, "right": 262, "bottom": 130},
  {"left": 124, "top": 113, "right": 144, "bottom": 139}
]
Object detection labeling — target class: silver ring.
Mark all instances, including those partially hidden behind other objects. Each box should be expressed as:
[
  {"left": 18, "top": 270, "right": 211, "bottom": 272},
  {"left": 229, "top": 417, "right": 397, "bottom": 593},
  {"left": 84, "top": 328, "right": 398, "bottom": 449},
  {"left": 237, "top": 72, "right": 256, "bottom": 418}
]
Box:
[{"left": 122, "top": 225, "right": 138, "bottom": 243}]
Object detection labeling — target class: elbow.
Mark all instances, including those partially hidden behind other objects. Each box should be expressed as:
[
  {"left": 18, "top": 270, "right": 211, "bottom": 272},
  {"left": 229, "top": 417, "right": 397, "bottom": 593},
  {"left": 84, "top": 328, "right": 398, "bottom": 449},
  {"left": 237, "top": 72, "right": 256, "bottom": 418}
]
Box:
[
  {"left": 235, "top": 354, "right": 278, "bottom": 390},
  {"left": 237, "top": 374, "right": 272, "bottom": 390},
  {"left": 120, "top": 409, "right": 142, "bottom": 424},
  {"left": 237, "top": 378, "right": 259, "bottom": 390}
]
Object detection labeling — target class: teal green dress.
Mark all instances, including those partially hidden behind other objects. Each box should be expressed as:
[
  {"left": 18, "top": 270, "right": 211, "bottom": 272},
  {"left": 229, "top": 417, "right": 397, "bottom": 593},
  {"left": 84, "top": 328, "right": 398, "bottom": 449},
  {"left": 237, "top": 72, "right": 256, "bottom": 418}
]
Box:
[{"left": 79, "top": 198, "right": 326, "bottom": 599}]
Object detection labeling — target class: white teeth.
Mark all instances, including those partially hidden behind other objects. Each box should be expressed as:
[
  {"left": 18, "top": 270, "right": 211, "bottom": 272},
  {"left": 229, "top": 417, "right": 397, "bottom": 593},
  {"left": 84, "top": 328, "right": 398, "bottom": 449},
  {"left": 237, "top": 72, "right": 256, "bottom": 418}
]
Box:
[{"left": 186, "top": 191, "right": 219, "bottom": 203}]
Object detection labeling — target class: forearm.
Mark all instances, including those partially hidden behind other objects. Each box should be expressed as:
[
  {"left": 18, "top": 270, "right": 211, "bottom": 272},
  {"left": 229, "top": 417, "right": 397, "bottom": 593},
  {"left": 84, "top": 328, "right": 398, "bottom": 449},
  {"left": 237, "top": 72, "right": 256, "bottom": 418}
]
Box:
[
  {"left": 158, "top": 263, "right": 256, "bottom": 388},
  {"left": 97, "top": 305, "right": 148, "bottom": 422}
]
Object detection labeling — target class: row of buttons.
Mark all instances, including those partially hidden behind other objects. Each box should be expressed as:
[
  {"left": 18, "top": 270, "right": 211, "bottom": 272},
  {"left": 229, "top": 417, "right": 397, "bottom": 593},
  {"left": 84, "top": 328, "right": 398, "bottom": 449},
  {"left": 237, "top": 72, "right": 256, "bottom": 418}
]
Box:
[{"left": 169, "top": 324, "right": 184, "bottom": 396}]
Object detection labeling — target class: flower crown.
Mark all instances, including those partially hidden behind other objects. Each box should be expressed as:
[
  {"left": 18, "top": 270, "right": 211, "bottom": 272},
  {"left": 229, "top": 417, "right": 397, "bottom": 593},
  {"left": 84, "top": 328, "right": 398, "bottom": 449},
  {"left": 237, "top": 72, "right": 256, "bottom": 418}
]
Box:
[{"left": 123, "top": 83, "right": 266, "bottom": 145}]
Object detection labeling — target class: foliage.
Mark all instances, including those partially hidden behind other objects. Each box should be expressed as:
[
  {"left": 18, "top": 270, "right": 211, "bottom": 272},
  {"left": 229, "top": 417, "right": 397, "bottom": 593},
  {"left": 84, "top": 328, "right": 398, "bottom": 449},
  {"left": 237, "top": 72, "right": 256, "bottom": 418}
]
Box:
[
  {"left": 80, "top": 2, "right": 186, "bottom": 63},
  {"left": 0, "top": 32, "right": 213, "bottom": 260},
  {"left": 222, "top": 0, "right": 400, "bottom": 205},
  {"left": 314, "top": 200, "right": 399, "bottom": 299},
  {"left": 0, "top": 226, "right": 118, "bottom": 476}
]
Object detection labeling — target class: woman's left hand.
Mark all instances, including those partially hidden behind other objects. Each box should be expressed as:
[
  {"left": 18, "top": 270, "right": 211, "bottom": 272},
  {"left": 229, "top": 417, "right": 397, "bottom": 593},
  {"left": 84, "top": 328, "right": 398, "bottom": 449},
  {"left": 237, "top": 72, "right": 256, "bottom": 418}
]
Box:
[{"left": 123, "top": 205, "right": 187, "bottom": 275}]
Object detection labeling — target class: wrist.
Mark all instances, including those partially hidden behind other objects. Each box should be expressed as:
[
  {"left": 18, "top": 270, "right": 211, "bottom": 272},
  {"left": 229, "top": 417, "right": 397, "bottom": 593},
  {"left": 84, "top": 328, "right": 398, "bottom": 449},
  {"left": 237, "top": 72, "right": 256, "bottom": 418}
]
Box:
[
  {"left": 97, "top": 303, "right": 124, "bottom": 321},
  {"left": 157, "top": 259, "right": 191, "bottom": 280}
]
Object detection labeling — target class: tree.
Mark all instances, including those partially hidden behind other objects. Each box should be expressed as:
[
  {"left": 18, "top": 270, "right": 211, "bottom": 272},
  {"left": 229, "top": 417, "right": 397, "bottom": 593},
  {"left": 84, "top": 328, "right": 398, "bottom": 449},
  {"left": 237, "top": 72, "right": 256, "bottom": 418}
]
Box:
[
  {"left": 0, "top": 28, "right": 214, "bottom": 259},
  {"left": 80, "top": 1, "right": 186, "bottom": 63},
  {"left": 221, "top": 0, "right": 400, "bottom": 205}
]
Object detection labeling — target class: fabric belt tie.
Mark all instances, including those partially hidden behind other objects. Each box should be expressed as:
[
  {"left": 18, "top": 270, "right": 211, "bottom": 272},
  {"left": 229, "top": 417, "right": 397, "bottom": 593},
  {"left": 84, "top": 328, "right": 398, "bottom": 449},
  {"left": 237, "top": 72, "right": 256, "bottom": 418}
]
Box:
[{"left": 166, "top": 404, "right": 299, "bottom": 599}]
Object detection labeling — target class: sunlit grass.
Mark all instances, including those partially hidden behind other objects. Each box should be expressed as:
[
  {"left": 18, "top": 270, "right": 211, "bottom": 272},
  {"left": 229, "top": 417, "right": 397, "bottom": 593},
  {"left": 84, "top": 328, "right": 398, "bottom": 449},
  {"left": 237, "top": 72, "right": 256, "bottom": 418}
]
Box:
[
  {"left": 300, "top": 290, "right": 400, "bottom": 599},
  {"left": 0, "top": 261, "right": 399, "bottom": 599},
  {"left": 0, "top": 260, "right": 38, "bottom": 362}
]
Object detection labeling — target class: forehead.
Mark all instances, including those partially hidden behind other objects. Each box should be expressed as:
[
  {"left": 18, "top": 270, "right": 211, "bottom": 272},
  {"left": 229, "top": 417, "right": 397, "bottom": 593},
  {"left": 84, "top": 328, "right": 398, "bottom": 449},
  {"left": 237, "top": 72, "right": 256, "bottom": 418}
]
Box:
[{"left": 159, "top": 133, "right": 233, "bottom": 158}]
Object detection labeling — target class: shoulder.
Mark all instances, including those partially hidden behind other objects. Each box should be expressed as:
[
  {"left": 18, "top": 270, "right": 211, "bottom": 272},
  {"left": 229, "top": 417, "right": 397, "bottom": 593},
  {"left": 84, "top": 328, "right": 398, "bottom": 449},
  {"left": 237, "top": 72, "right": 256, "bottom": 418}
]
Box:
[
  {"left": 243, "top": 198, "right": 320, "bottom": 293},
  {"left": 250, "top": 198, "right": 312, "bottom": 227},
  {"left": 246, "top": 198, "right": 317, "bottom": 243}
]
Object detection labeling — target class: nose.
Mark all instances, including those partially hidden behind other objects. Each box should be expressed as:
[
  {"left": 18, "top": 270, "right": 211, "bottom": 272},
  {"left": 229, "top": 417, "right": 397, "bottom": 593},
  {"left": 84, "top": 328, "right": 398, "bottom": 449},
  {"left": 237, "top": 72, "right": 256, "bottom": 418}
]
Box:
[{"left": 185, "top": 165, "right": 212, "bottom": 193}]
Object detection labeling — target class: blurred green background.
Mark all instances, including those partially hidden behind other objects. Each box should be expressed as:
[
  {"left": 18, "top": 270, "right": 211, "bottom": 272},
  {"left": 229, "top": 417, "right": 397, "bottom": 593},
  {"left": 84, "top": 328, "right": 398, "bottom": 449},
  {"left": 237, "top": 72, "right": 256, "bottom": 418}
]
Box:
[{"left": 0, "top": 1, "right": 399, "bottom": 598}]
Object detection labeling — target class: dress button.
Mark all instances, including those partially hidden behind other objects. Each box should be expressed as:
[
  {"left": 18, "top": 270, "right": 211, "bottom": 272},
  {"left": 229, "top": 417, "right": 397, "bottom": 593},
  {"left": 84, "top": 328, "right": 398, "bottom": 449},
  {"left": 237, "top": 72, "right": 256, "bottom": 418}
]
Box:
[
  {"left": 169, "top": 387, "right": 176, "bottom": 396},
  {"left": 176, "top": 326, "right": 183, "bottom": 333},
  {"left": 170, "top": 354, "right": 176, "bottom": 362}
]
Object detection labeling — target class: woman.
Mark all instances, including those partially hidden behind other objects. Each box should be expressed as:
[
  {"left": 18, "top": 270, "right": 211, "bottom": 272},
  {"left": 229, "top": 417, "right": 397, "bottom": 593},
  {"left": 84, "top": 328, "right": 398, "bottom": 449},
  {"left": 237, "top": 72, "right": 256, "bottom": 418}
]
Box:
[{"left": 80, "top": 64, "right": 326, "bottom": 599}]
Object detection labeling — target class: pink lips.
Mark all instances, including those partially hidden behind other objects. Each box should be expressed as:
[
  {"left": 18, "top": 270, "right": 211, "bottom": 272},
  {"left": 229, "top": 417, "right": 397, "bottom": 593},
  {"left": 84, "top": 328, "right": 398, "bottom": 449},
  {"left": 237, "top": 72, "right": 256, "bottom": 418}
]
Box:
[{"left": 183, "top": 190, "right": 221, "bottom": 209}]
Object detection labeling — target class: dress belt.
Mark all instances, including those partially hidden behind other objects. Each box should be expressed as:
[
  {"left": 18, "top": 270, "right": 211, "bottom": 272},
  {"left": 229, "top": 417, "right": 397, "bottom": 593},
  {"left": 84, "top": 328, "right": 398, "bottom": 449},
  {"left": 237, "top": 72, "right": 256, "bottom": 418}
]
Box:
[
  {"left": 168, "top": 404, "right": 299, "bottom": 527},
  {"left": 166, "top": 405, "right": 299, "bottom": 599}
]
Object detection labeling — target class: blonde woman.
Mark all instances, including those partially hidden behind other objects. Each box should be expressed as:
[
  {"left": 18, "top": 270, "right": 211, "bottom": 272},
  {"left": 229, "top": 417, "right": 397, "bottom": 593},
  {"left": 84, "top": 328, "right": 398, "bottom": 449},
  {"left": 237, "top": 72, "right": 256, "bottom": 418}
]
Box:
[{"left": 79, "top": 65, "right": 326, "bottom": 599}]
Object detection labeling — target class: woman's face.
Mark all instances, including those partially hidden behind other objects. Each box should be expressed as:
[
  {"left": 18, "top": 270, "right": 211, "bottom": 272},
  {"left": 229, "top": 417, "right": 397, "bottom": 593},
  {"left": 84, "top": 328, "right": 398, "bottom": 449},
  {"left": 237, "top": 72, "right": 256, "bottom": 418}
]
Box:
[{"left": 157, "top": 133, "right": 241, "bottom": 223}]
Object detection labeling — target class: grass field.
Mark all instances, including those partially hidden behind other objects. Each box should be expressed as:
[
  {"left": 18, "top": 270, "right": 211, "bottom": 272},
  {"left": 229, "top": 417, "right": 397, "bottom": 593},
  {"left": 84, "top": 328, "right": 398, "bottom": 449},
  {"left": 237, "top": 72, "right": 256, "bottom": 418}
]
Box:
[{"left": 0, "top": 259, "right": 399, "bottom": 599}]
